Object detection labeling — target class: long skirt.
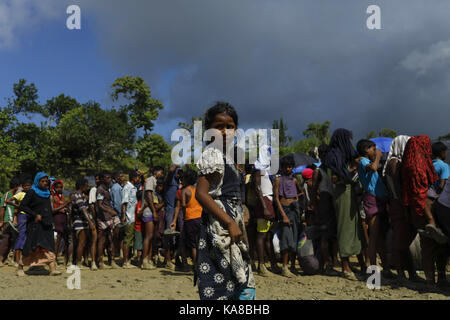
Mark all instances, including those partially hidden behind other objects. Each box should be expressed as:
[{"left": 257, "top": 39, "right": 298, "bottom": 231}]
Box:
[
  {"left": 389, "top": 198, "right": 415, "bottom": 269},
  {"left": 195, "top": 198, "right": 255, "bottom": 300},
  {"left": 334, "top": 183, "right": 362, "bottom": 258}
]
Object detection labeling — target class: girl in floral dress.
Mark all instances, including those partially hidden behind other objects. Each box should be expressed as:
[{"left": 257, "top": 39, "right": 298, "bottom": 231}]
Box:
[{"left": 194, "top": 102, "right": 255, "bottom": 300}]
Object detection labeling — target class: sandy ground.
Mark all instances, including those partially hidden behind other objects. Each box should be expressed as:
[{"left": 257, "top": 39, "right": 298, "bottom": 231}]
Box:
[{"left": 0, "top": 256, "right": 449, "bottom": 300}]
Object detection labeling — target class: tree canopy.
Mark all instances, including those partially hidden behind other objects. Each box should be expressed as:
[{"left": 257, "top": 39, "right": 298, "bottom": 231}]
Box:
[{"left": 0, "top": 77, "right": 172, "bottom": 190}]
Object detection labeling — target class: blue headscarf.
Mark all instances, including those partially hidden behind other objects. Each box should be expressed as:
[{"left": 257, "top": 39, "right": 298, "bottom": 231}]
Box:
[{"left": 31, "top": 172, "right": 51, "bottom": 198}]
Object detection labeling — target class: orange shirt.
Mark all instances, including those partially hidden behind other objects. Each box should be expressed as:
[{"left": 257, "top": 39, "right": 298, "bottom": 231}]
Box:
[{"left": 184, "top": 186, "right": 202, "bottom": 221}]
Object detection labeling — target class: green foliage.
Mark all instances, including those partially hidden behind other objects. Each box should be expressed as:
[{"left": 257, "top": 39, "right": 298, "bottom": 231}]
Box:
[
  {"left": 43, "top": 94, "right": 81, "bottom": 125},
  {"left": 136, "top": 133, "right": 171, "bottom": 169},
  {"left": 0, "top": 78, "right": 167, "bottom": 189},
  {"left": 178, "top": 117, "right": 202, "bottom": 131},
  {"left": 272, "top": 118, "right": 292, "bottom": 148},
  {"left": 55, "top": 102, "right": 136, "bottom": 173},
  {"left": 379, "top": 128, "right": 398, "bottom": 138},
  {"left": 438, "top": 133, "right": 450, "bottom": 141},
  {"left": 366, "top": 128, "right": 398, "bottom": 139},
  {"left": 111, "top": 76, "right": 164, "bottom": 134},
  {"left": 7, "top": 79, "right": 42, "bottom": 116},
  {"left": 366, "top": 130, "right": 378, "bottom": 139},
  {"left": 291, "top": 137, "right": 321, "bottom": 155},
  {"left": 302, "top": 121, "right": 331, "bottom": 145}
]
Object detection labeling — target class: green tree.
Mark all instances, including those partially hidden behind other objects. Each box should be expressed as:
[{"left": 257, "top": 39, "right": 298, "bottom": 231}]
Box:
[
  {"left": 136, "top": 133, "right": 171, "bottom": 169},
  {"left": 111, "top": 76, "right": 163, "bottom": 135},
  {"left": 302, "top": 121, "right": 331, "bottom": 145},
  {"left": 291, "top": 137, "right": 321, "bottom": 155},
  {"left": 379, "top": 128, "right": 397, "bottom": 138},
  {"left": 438, "top": 133, "right": 450, "bottom": 141},
  {"left": 178, "top": 117, "right": 202, "bottom": 131},
  {"left": 273, "top": 118, "right": 292, "bottom": 148},
  {"left": 366, "top": 130, "right": 378, "bottom": 139},
  {"left": 6, "top": 79, "right": 42, "bottom": 116},
  {"left": 54, "top": 102, "right": 135, "bottom": 174},
  {"left": 43, "top": 94, "right": 81, "bottom": 126}
]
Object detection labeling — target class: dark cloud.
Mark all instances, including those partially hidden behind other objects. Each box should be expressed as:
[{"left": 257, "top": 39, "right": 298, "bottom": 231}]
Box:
[{"left": 79, "top": 0, "right": 450, "bottom": 140}]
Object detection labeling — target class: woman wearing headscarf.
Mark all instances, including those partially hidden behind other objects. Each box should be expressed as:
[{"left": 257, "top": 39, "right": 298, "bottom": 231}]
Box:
[
  {"left": 401, "top": 135, "right": 447, "bottom": 287},
  {"left": 322, "top": 129, "right": 365, "bottom": 280},
  {"left": 17, "top": 172, "right": 62, "bottom": 276},
  {"left": 383, "top": 135, "right": 421, "bottom": 282}
]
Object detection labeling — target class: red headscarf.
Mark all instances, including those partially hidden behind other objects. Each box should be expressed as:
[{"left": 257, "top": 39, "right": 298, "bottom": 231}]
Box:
[
  {"left": 401, "top": 135, "right": 438, "bottom": 216},
  {"left": 302, "top": 168, "right": 314, "bottom": 180}
]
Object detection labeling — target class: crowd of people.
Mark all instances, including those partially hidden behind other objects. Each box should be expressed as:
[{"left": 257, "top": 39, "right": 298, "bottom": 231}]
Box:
[{"left": 0, "top": 101, "right": 449, "bottom": 300}]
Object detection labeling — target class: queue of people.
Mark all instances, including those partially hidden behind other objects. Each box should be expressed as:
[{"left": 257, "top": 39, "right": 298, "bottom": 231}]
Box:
[{"left": 0, "top": 101, "right": 449, "bottom": 301}]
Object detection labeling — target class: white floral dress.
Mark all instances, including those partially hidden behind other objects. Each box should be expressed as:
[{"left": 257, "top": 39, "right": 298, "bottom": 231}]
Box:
[{"left": 194, "top": 147, "right": 255, "bottom": 300}]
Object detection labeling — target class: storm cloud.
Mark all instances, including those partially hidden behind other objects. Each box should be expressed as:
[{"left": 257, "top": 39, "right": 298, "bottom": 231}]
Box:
[{"left": 7, "top": 0, "right": 450, "bottom": 139}]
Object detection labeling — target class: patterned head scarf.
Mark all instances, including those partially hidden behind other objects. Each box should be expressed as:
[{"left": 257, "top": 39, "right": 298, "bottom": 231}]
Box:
[
  {"left": 382, "top": 135, "right": 411, "bottom": 177},
  {"left": 401, "top": 135, "right": 438, "bottom": 216}
]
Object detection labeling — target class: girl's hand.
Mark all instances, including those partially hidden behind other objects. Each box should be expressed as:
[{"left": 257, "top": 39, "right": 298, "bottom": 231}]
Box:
[
  {"left": 35, "top": 214, "right": 42, "bottom": 223},
  {"left": 227, "top": 220, "right": 243, "bottom": 244}
]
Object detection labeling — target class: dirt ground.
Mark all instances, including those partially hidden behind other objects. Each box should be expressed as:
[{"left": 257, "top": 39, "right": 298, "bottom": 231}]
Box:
[{"left": 1, "top": 256, "right": 449, "bottom": 300}]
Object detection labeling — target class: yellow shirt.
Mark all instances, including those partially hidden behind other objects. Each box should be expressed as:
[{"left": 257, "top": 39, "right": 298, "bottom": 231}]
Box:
[{"left": 13, "top": 192, "right": 26, "bottom": 215}]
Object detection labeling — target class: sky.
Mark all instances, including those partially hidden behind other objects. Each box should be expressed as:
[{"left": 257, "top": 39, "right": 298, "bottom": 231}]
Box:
[{"left": 1, "top": 0, "right": 450, "bottom": 142}]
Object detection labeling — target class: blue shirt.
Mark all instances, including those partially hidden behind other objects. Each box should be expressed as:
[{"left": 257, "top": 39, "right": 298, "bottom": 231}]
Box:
[
  {"left": 110, "top": 182, "right": 123, "bottom": 218},
  {"left": 164, "top": 167, "right": 181, "bottom": 214},
  {"left": 358, "top": 157, "right": 387, "bottom": 198},
  {"left": 433, "top": 159, "right": 449, "bottom": 189}
]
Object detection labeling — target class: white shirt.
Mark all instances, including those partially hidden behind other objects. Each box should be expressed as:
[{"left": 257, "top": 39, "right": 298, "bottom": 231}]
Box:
[
  {"left": 89, "top": 187, "right": 97, "bottom": 205},
  {"left": 122, "top": 182, "right": 137, "bottom": 223},
  {"left": 259, "top": 169, "right": 273, "bottom": 201}
]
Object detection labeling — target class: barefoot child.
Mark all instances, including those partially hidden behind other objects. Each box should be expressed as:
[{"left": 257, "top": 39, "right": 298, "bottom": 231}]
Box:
[
  {"left": 71, "top": 178, "right": 97, "bottom": 271},
  {"left": 356, "top": 139, "right": 394, "bottom": 278},
  {"left": 141, "top": 167, "right": 164, "bottom": 269},
  {"left": 50, "top": 181, "right": 71, "bottom": 266},
  {"left": 6, "top": 178, "right": 32, "bottom": 271},
  {"left": 0, "top": 178, "right": 20, "bottom": 267},
  {"left": 171, "top": 169, "right": 203, "bottom": 272},
  {"left": 195, "top": 102, "right": 255, "bottom": 300},
  {"left": 274, "top": 156, "right": 304, "bottom": 278}
]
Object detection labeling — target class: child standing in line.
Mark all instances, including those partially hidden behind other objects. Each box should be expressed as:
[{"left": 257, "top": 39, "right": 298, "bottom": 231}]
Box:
[
  {"left": 6, "top": 178, "right": 32, "bottom": 275},
  {"left": 195, "top": 102, "right": 255, "bottom": 300},
  {"left": 134, "top": 190, "right": 145, "bottom": 266},
  {"left": 50, "top": 181, "right": 71, "bottom": 265},
  {"left": 356, "top": 139, "right": 394, "bottom": 279},
  {"left": 431, "top": 142, "right": 449, "bottom": 196},
  {"left": 171, "top": 169, "right": 203, "bottom": 272},
  {"left": 273, "top": 156, "right": 304, "bottom": 278},
  {"left": 0, "top": 178, "right": 21, "bottom": 267}
]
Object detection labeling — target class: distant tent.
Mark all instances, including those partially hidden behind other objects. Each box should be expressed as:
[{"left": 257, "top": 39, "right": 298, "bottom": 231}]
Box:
[{"left": 370, "top": 137, "right": 394, "bottom": 153}]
